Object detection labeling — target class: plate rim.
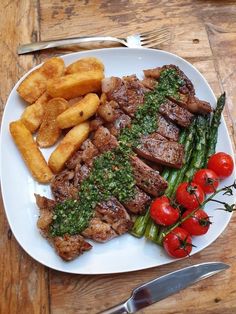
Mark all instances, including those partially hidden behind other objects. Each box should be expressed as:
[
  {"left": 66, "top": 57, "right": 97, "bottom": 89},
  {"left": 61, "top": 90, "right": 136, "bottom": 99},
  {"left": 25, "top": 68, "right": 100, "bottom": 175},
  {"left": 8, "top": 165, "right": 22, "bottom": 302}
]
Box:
[{"left": 0, "top": 47, "right": 235, "bottom": 274}]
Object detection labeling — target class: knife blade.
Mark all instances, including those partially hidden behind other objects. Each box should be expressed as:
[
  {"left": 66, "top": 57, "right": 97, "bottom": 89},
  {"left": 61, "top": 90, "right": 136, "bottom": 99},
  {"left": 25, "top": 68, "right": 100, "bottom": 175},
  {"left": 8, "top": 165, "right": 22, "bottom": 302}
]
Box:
[{"left": 98, "top": 262, "right": 229, "bottom": 314}]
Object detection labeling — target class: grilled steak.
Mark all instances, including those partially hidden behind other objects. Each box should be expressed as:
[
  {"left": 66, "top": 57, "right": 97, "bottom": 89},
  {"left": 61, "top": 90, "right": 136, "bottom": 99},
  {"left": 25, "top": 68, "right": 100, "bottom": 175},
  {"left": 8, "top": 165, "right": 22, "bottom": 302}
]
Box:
[
  {"left": 83, "top": 197, "right": 133, "bottom": 242},
  {"left": 53, "top": 234, "right": 92, "bottom": 261},
  {"left": 157, "top": 114, "right": 179, "bottom": 141},
  {"left": 122, "top": 186, "right": 151, "bottom": 215},
  {"left": 130, "top": 156, "right": 168, "bottom": 196},
  {"left": 159, "top": 99, "right": 193, "bottom": 128},
  {"left": 51, "top": 169, "right": 78, "bottom": 202},
  {"left": 136, "top": 132, "right": 184, "bottom": 169},
  {"left": 92, "top": 126, "right": 118, "bottom": 153},
  {"left": 102, "top": 75, "right": 147, "bottom": 117}
]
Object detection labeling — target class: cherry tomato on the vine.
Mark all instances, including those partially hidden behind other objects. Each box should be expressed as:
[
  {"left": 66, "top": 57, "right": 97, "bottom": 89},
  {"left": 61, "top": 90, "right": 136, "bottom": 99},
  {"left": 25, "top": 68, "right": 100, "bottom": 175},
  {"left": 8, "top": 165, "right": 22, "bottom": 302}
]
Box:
[
  {"left": 163, "top": 227, "right": 193, "bottom": 258},
  {"left": 193, "top": 169, "right": 219, "bottom": 194},
  {"left": 150, "top": 195, "right": 179, "bottom": 226},
  {"left": 207, "top": 152, "right": 234, "bottom": 179},
  {"left": 181, "top": 209, "right": 211, "bottom": 236},
  {"left": 176, "top": 182, "right": 205, "bottom": 211}
]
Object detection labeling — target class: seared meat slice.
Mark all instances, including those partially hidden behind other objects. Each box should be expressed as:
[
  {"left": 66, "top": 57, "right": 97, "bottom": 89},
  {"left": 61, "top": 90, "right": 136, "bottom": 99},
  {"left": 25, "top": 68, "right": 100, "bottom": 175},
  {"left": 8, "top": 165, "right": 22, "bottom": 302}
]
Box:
[
  {"left": 157, "top": 114, "right": 179, "bottom": 141},
  {"left": 144, "top": 64, "right": 195, "bottom": 96},
  {"left": 97, "top": 100, "right": 120, "bottom": 123},
  {"left": 35, "top": 194, "right": 56, "bottom": 235},
  {"left": 80, "top": 139, "right": 99, "bottom": 166},
  {"left": 74, "top": 164, "right": 91, "bottom": 187},
  {"left": 92, "top": 126, "right": 118, "bottom": 153},
  {"left": 82, "top": 217, "right": 117, "bottom": 242},
  {"left": 90, "top": 116, "right": 104, "bottom": 131},
  {"left": 65, "top": 150, "right": 83, "bottom": 170},
  {"left": 102, "top": 75, "right": 147, "bottom": 117},
  {"left": 130, "top": 156, "right": 168, "bottom": 196},
  {"left": 82, "top": 197, "right": 133, "bottom": 242},
  {"left": 106, "top": 112, "right": 131, "bottom": 137},
  {"left": 95, "top": 197, "right": 133, "bottom": 235},
  {"left": 140, "top": 158, "right": 163, "bottom": 173},
  {"left": 123, "top": 186, "right": 151, "bottom": 215},
  {"left": 169, "top": 95, "right": 212, "bottom": 115},
  {"left": 159, "top": 99, "right": 193, "bottom": 128},
  {"left": 51, "top": 169, "right": 78, "bottom": 202},
  {"left": 53, "top": 234, "right": 92, "bottom": 261},
  {"left": 136, "top": 132, "right": 184, "bottom": 169}
]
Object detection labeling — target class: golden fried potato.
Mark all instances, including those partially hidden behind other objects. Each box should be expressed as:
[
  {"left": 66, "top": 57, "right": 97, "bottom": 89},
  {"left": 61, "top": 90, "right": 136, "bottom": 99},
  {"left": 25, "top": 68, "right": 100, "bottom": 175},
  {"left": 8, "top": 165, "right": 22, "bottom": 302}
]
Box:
[
  {"left": 48, "top": 122, "right": 90, "bottom": 173},
  {"left": 57, "top": 93, "right": 100, "bottom": 129},
  {"left": 65, "top": 57, "right": 104, "bottom": 75},
  {"left": 17, "top": 57, "right": 65, "bottom": 104},
  {"left": 21, "top": 92, "right": 51, "bottom": 133},
  {"left": 36, "top": 98, "right": 68, "bottom": 148},
  {"left": 47, "top": 70, "right": 104, "bottom": 100},
  {"left": 9, "top": 120, "right": 53, "bottom": 183}
]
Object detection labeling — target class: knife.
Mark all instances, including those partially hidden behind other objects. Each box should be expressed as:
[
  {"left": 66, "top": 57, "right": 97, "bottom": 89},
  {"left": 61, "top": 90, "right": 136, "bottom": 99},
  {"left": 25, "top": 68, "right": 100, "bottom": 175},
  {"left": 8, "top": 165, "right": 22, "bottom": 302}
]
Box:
[{"left": 98, "top": 262, "right": 229, "bottom": 314}]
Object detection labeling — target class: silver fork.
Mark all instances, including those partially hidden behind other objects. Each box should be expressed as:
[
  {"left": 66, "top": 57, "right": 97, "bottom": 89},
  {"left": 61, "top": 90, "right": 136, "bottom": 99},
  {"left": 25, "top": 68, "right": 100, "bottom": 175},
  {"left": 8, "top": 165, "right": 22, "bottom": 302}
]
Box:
[{"left": 17, "top": 28, "right": 170, "bottom": 55}]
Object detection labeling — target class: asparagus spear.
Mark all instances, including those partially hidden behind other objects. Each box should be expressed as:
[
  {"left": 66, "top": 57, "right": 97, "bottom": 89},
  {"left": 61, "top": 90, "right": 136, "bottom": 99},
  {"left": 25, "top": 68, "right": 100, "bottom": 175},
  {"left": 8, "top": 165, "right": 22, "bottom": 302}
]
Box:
[
  {"left": 206, "top": 93, "right": 226, "bottom": 161},
  {"left": 183, "top": 114, "right": 210, "bottom": 182}
]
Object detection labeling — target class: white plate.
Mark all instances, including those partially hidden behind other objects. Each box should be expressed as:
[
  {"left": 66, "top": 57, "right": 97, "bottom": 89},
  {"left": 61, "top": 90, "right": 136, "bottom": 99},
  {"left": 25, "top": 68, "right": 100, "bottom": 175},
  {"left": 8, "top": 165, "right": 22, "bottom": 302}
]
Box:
[{"left": 1, "top": 48, "right": 235, "bottom": 274}]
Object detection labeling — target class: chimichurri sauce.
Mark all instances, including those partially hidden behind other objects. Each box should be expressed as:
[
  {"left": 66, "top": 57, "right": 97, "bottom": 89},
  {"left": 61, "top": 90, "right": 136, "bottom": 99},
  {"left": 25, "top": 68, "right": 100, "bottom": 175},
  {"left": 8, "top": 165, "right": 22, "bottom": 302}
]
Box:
[{"left": 49, "top": 68, "right": 185, "bottom": 237}]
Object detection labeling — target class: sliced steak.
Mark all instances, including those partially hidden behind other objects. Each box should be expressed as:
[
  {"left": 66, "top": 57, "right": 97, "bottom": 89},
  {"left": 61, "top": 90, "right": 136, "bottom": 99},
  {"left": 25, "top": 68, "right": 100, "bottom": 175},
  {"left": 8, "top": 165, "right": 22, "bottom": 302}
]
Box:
[
  {"left": 53, "top": 234, "right": 92, "bottom": 261},
  {"left": 159, "top": 99, "right": 193, "bottom": 128},
  {"left": 136, "top": 132, "right": 184, "bottom": 169},
  {"left": 157, "top": 114, "right": 179, "bottom": 141},
  {"left": 95, "top": 197, "right": 133, "bottom": 235},
  {"left": 123, "top": 186, "right": 151, "bottom": 215},
  {"left": 80, "top": 139, "right": 99, "bottom": 166},
  {"left": 106, "top": 112, "right": 131, "bottom": 137},
  {"left": 51, "top": 169, "right": 78, "bottom": 202},
  {"left": 82, "top": 217, "right": 117, "bottom": 243},
  {"left": 35, "top": 194, "right": 56, "bottom": 235},
  {"left": 102, "top": 75, "right": 147, "bottom": 117},
  {"left": 130, "top": 156, "right": 168, "bottom": 196},
  {"left": 92, "top": 126, "right": 118, "bottom": 153}
]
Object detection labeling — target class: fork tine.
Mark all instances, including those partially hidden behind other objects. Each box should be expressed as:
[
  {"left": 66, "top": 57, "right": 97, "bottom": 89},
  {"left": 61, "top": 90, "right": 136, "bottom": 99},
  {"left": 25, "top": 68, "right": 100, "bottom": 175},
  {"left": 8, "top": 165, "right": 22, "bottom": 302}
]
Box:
[
  {"left": 142, "top": 37, "right": 171, "bottom": 48},
  {"left": 141, "top": 32, "right": 171, "bottom": 45},
  {"left": 140, "top": 27, "right": 170, "bottom": 37}
]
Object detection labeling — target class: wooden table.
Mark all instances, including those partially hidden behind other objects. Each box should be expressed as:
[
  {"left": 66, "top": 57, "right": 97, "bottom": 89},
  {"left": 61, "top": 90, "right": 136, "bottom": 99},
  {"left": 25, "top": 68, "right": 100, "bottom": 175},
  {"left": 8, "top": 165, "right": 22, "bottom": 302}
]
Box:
[{"left": 1, "top": 1, "right": 236, "bottom": 313}]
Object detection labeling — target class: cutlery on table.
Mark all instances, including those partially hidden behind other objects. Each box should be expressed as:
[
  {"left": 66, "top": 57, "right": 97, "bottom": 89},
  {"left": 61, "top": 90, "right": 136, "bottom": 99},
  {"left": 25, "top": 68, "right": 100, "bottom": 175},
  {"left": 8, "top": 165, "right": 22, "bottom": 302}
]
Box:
[
  {"left": 17, "top": 28, "right": 170, "bottom": 55},
  {"left": 98, "top": 262, "right": 229, "bottom": 314}
]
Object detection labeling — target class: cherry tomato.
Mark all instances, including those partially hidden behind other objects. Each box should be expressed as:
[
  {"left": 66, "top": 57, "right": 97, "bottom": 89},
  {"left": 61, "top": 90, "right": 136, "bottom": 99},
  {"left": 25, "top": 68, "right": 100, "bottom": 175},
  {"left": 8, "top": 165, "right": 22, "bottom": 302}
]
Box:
[
  {"left": 207, "top": 152, "right": 234, "bottom": 179},
  {"left": 181, "top": 209, "right": 211, "bottom": 235},
  {"left": 193, "top": 169, "right": 219, "bottom": 194},
  {"left": 150, "top": 196, "right": 179, "bottom": 226},
  {"left": 163, "top": 227, "right": 193, "bottom": 258},
  {"left": 176, "top": 182, "right": 205, "bottom": 210}
]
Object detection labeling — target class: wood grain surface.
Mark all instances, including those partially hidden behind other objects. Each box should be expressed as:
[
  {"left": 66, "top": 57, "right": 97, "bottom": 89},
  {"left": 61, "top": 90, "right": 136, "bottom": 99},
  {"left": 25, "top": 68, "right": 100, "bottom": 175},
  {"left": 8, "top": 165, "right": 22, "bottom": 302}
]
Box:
[{"left": 1, "top": 1, "right": 236, "bottom": 313}]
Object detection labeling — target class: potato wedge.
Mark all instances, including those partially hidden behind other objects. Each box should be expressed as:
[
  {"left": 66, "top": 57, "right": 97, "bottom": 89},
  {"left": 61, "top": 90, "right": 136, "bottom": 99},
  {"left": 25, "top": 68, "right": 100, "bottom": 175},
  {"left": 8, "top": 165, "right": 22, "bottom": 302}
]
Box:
[
  {"left": 21, "top": 92, "right": 51, "bottom": 133},
  {"left": 65, "top": 57, "right": 104, "bottom": 74},
  {"left": 48, "top": 122, "right": 90, "bottom": 173},
  {"left": 57, "top": 93, "right": 100, "bottom": 129},
  {"left": 47, "top": 70, "right": 104, "bottom": 99},
  {"left": 36, "top": 98, "right": 69, "bottom": 148},
  {"left": 17, "top": 57, "right": 65, "bottom": 104},
  {"left": 9, "top": 120, "right": 53, "bottom": 183}
]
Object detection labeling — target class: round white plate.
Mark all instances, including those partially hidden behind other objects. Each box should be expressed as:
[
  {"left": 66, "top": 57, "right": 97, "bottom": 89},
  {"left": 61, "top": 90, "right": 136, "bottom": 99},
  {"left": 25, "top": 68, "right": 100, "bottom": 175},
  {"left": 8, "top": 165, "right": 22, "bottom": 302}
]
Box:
[{"left": 1, "top": 48, "right": 235, "bottom": 274}]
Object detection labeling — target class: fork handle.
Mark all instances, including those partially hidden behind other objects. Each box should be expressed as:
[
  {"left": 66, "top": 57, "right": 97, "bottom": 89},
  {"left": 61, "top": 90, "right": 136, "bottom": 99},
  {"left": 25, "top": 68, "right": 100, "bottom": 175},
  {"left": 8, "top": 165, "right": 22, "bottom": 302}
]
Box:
[{"left": 17, "top": 36, "right": 126, "bottom": 55}]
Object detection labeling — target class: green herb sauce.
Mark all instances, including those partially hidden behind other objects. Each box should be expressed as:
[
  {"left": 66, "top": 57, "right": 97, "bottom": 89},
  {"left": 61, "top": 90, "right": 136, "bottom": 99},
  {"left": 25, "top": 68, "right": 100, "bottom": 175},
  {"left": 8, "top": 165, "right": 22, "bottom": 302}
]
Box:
[{"left": 49, "top": 68, "right": 184, "bottom": 237}]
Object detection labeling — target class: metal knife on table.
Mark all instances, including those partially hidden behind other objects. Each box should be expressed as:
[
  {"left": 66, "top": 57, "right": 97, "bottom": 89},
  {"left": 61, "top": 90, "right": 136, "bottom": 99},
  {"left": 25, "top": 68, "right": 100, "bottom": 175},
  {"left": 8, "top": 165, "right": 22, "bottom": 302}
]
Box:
[{"left": 98, "top": 262, "right": 229, "bottom": 314}]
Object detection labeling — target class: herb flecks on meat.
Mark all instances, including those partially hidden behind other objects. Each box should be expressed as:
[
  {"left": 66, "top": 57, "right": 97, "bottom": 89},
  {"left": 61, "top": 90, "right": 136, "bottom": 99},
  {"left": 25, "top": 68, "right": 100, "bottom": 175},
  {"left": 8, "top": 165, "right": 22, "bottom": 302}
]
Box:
[
  {"left": 50, "top": 148, "right": 135, "bottom": 237},
  {"left": 49, "top": 68, "right": 185, "bottom": 237},
  {"left": 119, "top": 68, "right": 184, "bottom": 147}
]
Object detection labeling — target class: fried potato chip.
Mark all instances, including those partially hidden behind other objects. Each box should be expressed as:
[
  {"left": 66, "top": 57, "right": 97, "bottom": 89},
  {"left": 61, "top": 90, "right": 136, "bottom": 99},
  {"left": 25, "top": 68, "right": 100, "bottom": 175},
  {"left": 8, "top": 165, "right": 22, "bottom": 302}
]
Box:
[
  {"left": 17, "top": 57, "right": 65, "bottom": 104},
  {"left": 36, "top": 98, "right": 69, "bottom": 148},
  {"left": 65, "top": 57, "right": 104, "bottom": 75},
  {"left": 57, "top": 93, "right": 100, "bottom": 129},
  {"left": 48, "top": 122, "right": 90, "bottom": 173},
  {"left": 47, "top": 70, "right": 104, "bottom": 100},
  {"left": 9, "top": 120, "right": 53, "bottom": 183},
  {"left": 21, "top": 92, "right": 51, "bottom": 133}
]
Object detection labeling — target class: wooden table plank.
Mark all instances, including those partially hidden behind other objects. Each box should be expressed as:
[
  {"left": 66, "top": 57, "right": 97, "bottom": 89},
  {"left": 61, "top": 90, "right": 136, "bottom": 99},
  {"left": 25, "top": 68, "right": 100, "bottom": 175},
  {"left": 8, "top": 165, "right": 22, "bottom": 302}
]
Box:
[
  {"left": 1, "top": 1, "right": 236, "bottom": 313},
  {"left": 0, "top": 1, "right": 49, "bottom": 314}
]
